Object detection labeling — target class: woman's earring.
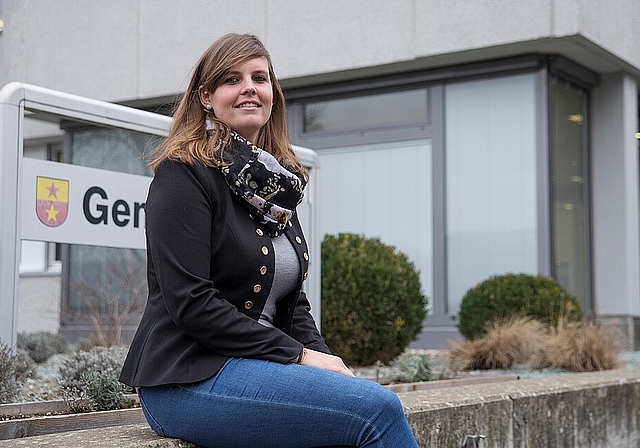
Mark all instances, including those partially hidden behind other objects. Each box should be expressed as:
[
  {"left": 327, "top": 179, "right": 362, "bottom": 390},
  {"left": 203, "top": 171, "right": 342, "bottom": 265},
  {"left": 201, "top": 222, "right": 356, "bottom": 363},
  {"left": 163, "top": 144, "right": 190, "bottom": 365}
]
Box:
[{"left": 205, "top": 104, "right": 212, "bottom": 110}]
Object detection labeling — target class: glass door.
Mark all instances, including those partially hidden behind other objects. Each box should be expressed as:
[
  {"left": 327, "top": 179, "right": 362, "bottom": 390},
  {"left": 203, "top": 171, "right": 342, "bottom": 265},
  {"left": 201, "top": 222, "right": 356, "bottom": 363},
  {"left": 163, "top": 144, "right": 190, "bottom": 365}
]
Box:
[{"left": 550, "top": 78, "right": 591, "bottom": 311}]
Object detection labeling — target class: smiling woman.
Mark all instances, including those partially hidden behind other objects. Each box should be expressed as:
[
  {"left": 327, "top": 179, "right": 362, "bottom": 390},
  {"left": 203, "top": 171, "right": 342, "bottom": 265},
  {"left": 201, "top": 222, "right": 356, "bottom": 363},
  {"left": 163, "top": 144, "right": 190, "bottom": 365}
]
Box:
[{"left": 118, "top": 33, "right": 419, "bottom": 448}]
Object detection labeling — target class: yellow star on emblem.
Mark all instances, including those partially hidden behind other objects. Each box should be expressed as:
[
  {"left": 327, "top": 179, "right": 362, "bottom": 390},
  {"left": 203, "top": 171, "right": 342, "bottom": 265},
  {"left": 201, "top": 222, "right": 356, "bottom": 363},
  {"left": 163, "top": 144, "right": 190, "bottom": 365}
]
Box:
[{"left": 45, "top": 203, "right": 59, "bottom": 222}]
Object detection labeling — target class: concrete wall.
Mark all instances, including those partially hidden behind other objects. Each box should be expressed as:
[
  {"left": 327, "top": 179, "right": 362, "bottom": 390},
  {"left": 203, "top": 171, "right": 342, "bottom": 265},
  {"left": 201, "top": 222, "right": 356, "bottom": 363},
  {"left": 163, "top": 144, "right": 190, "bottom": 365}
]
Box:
[
  {"left": 591, "top": 74, "right": 640, "bottom": 348},
  {"left": 2, "top": 0, "right": 640, "bottom": 105},
  {"left": 401, "top": 368, "right": 640, "bottom": 447},
  {"left": 1, "top": 369, "right": 638, "bottom": 447}
]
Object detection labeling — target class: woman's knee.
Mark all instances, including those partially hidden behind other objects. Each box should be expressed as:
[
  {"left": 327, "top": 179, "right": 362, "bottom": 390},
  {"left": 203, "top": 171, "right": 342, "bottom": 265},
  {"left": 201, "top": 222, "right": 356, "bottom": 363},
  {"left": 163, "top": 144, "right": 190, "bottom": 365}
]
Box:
[
  {"left": 379, "top": 386, "right": 406, "bottom": 415},
  {"left": 358, "top": 381, "right": 405, "bottom": 417},
  {"left": 354, "top": 384, "right": 416, "bottom": 446}
]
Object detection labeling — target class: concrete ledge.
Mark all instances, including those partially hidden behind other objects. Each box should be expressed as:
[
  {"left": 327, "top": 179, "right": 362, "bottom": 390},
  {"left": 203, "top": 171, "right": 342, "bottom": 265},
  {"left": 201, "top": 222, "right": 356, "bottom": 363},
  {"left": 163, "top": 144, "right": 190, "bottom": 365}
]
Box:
[
  {"left": 2, "top": 368, "right": 640, "bottom": 447},
  {"left": 399, "top": 367, "right": 640, "bottom": 447},
  {"left": 0, "top": 424, "right": 198, "bottom": 447}
]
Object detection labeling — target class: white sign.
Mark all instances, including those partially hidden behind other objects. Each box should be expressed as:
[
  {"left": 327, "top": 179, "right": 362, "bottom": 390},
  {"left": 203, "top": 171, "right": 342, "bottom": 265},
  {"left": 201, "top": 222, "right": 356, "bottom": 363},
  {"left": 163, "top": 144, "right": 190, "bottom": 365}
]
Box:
[{"left": 21, "top": 158, "right": 151, "bottom": 250}]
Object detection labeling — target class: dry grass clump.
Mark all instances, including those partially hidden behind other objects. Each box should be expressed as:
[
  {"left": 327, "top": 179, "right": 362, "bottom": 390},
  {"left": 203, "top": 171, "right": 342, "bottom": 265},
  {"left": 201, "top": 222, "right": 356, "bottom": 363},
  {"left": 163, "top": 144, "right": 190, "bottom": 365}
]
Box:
[
  {"left": 448, "top": 316, "right": 622, "bottom": 373},
  {"left": 530, "top": 319, "right": 622, "bottom": 371},
  {"left": 448, "top": 317, "right": 547, "bottom": 371}
]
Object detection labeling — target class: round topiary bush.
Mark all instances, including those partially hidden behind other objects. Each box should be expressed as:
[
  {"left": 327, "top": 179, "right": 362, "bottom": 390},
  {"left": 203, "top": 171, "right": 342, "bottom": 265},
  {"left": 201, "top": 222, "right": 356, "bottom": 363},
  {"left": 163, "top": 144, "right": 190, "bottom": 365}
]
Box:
[
  {"left": 457, "top": 272, "right": 583, "bottom": 340},
  {"left": 321, "top": 233, "right": 428, "bottom": 367}
]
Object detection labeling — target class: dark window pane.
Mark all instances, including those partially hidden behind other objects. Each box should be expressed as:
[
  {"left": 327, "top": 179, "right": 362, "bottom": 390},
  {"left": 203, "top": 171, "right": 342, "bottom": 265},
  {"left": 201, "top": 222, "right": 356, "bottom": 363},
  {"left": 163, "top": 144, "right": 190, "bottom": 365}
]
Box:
[
  {"left": 550, "top": 79, "right": 590, "bottom": 310},
  {"left": 303, "top": 89, "right": 428, "bottom": 134}
]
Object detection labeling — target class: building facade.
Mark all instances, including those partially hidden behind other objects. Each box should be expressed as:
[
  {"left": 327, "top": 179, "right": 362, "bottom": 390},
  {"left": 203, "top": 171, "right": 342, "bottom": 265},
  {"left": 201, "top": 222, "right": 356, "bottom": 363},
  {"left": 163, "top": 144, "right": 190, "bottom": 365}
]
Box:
[{"left": 2, "top": 0, "right": 639, "bottom": 348}]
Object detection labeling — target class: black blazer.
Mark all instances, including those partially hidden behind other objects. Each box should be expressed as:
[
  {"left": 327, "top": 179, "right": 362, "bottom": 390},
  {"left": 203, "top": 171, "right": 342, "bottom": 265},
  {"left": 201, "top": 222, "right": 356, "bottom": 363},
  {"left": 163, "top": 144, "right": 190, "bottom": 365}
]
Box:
[{"left": 119, "top": 159, "right": 330, "bottom": 387}]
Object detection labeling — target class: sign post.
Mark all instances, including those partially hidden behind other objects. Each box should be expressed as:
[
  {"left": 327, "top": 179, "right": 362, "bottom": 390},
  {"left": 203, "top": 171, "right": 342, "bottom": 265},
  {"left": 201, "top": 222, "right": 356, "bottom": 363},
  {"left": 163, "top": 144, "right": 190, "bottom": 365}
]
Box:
[{"left": 0, "top": 84, "right": 23, "bottom": 352}]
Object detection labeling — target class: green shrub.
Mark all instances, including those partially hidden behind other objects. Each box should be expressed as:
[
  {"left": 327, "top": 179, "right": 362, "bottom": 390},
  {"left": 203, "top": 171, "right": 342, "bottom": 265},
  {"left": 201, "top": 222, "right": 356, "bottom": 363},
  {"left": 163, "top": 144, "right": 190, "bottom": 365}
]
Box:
[
  {"left": 18, "top": 331, "right": 68, "bottom": 363},
  {"left": 58, "top": 346, "right": 131, "bottom": 412},
  {"left": 321, "top": 233, "right": 428, "bottom": 367},
  {"left": 457, "top": 273, "right": 583, "bottom": 340},
  {"left": 0, "top": 340, "right": 34, "bottom": 404}
]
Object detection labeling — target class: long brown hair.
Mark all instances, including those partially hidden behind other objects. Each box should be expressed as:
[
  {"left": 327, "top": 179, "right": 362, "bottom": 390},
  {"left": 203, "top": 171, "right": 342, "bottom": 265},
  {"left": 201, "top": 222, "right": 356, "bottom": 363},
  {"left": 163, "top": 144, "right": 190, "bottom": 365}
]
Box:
[{"left": 149, "top": 33, "right": 306, "bottom": 177}]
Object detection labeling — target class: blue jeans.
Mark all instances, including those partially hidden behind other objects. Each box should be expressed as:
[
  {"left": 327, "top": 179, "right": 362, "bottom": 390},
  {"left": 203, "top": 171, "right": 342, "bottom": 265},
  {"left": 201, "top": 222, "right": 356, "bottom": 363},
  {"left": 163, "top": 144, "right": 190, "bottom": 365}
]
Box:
[{"left": 138, "top": 358, "right": 418, "bottom": 448}]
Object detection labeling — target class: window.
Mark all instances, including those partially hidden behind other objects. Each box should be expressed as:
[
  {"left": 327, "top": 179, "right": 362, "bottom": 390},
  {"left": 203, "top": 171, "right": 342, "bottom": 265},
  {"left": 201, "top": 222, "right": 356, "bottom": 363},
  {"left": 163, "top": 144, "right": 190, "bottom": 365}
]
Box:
[
  {"left": 292, "top": 87, "right": 438, "bottom": 307},
  {"left": 445, "top": 73, "right": 538, "bottom": 314},
  {"left": 316, "top": 140, "right": 433, "bottom": 302},
  {"left": 303, "top": 90, "right": 428, "bottom": 134},
  {"left": 288, "top": 57, "right": 559, "bottom": 346},
  {"left": 550, "top": 79, "right": 591, "bottom": 309}
]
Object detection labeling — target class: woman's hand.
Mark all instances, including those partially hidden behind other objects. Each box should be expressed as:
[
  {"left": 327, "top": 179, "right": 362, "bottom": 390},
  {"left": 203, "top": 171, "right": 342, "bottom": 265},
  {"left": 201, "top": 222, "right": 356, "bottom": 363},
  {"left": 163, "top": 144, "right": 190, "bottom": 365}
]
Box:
[{"left": 300, "top": 348, "right": 355, "bottom": 377}]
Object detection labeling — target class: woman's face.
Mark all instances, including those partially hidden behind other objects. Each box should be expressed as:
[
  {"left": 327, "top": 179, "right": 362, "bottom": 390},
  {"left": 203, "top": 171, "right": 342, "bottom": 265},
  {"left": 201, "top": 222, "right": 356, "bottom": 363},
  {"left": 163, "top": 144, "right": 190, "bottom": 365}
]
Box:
[{"left": 203, "top": 57, "right": 273, "bottom": 143}]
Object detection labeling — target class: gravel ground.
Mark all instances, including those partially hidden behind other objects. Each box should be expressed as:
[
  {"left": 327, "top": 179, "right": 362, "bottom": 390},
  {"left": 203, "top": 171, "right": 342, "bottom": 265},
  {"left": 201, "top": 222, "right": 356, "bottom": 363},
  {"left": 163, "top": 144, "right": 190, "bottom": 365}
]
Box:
[{"left": 14, "top": 350, "right": 640, "bottom": 403}]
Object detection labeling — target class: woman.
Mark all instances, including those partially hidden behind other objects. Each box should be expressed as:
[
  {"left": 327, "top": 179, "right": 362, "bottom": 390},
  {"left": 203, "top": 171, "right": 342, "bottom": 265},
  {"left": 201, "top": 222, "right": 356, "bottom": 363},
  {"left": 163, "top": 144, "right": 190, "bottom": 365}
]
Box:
[{"left": 119, "top": 33, "right": 419, "bottom": 448}]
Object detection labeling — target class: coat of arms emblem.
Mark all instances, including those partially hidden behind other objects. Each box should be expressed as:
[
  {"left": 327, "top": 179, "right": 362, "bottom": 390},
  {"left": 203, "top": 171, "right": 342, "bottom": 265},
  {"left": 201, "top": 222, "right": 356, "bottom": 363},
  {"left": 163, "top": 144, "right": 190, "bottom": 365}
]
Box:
[{"left": 36, "top": 176, "right": 69, "bottom": 227}]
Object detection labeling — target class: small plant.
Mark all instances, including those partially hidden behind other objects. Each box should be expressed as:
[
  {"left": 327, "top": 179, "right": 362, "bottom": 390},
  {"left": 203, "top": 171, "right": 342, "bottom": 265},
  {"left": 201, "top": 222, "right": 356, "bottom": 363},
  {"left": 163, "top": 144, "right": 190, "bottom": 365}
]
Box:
[
  {"left": 17, "top": 331, "right": 68, "bottom": 363},
  {"left": 458, "top": 273, "right": 583, "bottom": 340},
  {"left": 58, "top": 346, "right": 131, "bottom": 412},
  {"left": 82, "top": 371, "right": 131, "bottom": 411},
  {"left": 15, "top": 349, "right": 37, "bottom": 384},
  {"left": 365, "top": 351, "right": 434, "bottom": 384},
  {"left": 389, "top": 352, "right": 433, "bottom": 383},
  {"left": 448, "top": 316, "right": 547, "bottom": 371},
  {"left": 321, "top": 233, "right": 428, "bottom": 367},
  {"left": 0, "top": 340, "right": 34, "bottom": 404}
]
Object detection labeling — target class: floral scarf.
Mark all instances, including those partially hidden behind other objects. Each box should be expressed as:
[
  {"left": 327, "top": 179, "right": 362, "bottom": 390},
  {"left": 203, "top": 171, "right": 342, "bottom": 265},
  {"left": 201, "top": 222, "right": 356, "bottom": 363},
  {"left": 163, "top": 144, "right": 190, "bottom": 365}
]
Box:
[{"left": 219, "top": 132, "right": 306, "bottom": 237}]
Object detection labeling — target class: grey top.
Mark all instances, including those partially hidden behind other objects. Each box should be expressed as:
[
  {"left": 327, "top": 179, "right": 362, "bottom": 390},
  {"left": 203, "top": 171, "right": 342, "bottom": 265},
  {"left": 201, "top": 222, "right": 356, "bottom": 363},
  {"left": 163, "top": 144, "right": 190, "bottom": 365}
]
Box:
[{"left": 258, "top": 234, "right": 301, "bottom": 327}]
